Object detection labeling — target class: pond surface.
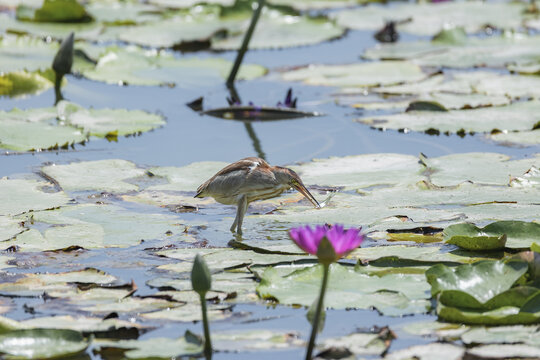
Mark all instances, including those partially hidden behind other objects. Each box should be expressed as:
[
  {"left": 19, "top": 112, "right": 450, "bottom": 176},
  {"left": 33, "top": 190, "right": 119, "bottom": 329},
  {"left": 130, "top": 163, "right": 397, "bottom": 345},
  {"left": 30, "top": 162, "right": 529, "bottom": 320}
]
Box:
[{"left": 1, "top": 1, "right": 540, "bottom": 359}]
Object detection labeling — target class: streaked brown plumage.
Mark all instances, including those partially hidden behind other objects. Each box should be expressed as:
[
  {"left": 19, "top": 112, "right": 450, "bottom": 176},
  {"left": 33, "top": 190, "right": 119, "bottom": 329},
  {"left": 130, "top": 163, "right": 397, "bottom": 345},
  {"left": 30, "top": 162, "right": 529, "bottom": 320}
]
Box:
[{"left": 195, "top": 157, "right": 320, "bottom": 234}]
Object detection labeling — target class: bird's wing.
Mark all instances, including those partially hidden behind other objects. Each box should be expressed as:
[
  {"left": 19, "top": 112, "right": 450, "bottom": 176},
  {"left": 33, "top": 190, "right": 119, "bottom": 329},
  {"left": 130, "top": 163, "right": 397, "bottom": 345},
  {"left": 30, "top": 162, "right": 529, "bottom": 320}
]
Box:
[{"left": 196, "top": 157, "right": 268, "bottom": 197}]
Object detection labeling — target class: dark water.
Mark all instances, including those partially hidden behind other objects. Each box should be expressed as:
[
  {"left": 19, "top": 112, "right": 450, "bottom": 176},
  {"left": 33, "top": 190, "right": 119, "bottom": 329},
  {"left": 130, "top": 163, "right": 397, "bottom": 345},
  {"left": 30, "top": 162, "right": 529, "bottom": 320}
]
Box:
[{"left": 1, "top": 13, "right": 538, "bottom": 360}]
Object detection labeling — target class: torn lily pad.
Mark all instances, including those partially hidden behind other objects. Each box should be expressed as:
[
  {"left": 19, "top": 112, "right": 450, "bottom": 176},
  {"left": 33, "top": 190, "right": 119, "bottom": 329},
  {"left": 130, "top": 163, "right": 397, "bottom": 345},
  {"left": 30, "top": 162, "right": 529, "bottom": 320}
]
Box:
[{"left": 282, "top": 61, "right": 426, "bottom": 88}]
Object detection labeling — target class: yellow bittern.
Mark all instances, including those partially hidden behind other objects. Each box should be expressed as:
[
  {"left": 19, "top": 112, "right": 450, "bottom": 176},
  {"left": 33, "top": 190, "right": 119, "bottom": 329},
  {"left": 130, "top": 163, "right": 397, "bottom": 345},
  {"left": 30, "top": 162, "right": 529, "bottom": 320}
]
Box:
[{"left": 195, "top": 157, "right": 320, "bottom": 234}]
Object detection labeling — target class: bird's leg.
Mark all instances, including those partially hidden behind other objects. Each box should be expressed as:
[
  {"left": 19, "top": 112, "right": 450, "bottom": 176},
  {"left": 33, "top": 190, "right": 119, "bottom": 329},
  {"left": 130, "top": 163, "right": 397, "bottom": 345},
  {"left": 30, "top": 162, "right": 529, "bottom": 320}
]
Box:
[{"left": 230, "top": 195, "right": 248, "bottom": 234}]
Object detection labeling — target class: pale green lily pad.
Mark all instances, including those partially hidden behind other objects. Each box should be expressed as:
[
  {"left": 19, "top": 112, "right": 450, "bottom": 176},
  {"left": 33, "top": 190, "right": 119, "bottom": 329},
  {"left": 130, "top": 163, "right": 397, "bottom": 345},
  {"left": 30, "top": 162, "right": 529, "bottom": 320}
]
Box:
[
  {"left": 257, "top": 264, "right": 430, "bottom": 316},
  {"left": 119, "top": 7, "right": 344, "bottom": 50},
  {"left": 41, "top": 159, "right": 146, "bottom": 193},
  {"left": 360, "top": 100, "right": 540, "bottom": 134},
  {"left": 490, "top": 130, "right": 540, "bottom": 147},
  {"left": 384, "top": 343, "right": 464, "bottom": 360},
  {"left": 0, "top": 216, "right": 24, "bottom": 241},
  {"left": 94, "top": 335, "right": 202, "bottom": 359},
  {"left": 141, "top": 302, "right": 233, "bottom": 322},
  {"left": 0, "top": 34, "right": 58, "bottom": 73},
  {"left": 333, "top": 1, "right": 526, "bottom": 36},
  {"left": 510, "top": 166, "right": 540, "bottom": 188},
  {"left": 282, "top": 61, "right": 426, "bottom": 88},
  {"left": 421, "top": 153, "right": 540, "bottom": 187},
  {"left": 57, "top": 101, "right": 165, "bottom": 137},
  {"left": 348, "top": 245, "right": 499, "bottom": 265},
  {"left": 0, "top": 329, "right": 88, "bottom": 359},
  {"left": 81, "top": 296, "right": 182, "bottom": 314},
  {"left": 211, "top": 10, "right": 345, "bottom": 50},
  {"left": 157, "top": 247, "right": 310, "bottom": 274},
  {"left": 148, "top": 0, "right": 235, "bottom": 8},
  {"left": 400, "top": 320, "right": 469, "bottom": 339},
  {"left": 364, "top": 33, "right": 540, "bottom": 69},
  {"left": 0, "top": 268, "right": 117, "bottom": 297},
  {"left": 467, "top": 344, "right": 540, "bottom": 359},
  {"left": 444, "top": 221, "right": 540, "bottom": 249},
  {"left": 268, "top": 0, "right": 357, "bottom": 10},
  {"left": 213, "top": 330, "right": 304, "bottom": 351},
  {"left": 86, "top": 1, "right": 163, "bottom": 25},
  {"left": 461, "top": 325, "right": 540, "bottom": 346},
  {"left": 0, "top": 106, "right": 87, "bottom": 151},
  {"left": 0, "top": 179, "right": 70, "bottom": 216},
  {"left": 320, "top": 331, "right": 389, "bottom": 356},
  {"left": 290, "top": 154, "right": 423, "bottom": 190},
  {"left": 6, "top": 203, "right": 184, "bottom": 251},
  {"left": 147, "top": 161, "right": 228, "bottom": 192},
  {"left": 426, "top": 260, "right": 530, "bottom": 310},
  {"left": 78, "top": 45, "right": 266, "bottom": 87},
  {"left": 18, "top": 315, "right": 145, "bottom": 333}
]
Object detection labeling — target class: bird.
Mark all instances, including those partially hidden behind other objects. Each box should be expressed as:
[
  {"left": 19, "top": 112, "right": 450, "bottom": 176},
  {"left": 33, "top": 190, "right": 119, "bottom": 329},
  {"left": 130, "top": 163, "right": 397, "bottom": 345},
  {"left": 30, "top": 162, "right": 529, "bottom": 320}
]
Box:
[{"left": 195, "top": 157, "right": 320, "bottom": 234}]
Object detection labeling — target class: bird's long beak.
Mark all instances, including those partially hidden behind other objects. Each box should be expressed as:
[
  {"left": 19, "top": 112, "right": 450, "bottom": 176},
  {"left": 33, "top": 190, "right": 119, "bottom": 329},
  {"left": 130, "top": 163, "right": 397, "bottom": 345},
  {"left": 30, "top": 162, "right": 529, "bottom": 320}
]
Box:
[{"left": 293, "top": 183, "right": 321, "bottom": 209}]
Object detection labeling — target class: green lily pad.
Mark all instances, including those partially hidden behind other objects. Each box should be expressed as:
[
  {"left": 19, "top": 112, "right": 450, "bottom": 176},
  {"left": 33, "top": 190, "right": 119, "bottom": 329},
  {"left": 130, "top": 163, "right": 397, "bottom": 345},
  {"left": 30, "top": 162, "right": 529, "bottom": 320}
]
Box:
[
  {"left": 490, "top": 130, "right": 540, "bottom": 147},
  {"left": 81, "top": 296, "right": 183, "bottom": 314},
  {"left": 384, "top": 343, "right": 465, "bottom": 360},
  {"left": 118, "top": 7, "right": 344, "bottom": 50},
  {"left": 282, "top": 61, "right": 426, "bottom": 88},
  {"left": 0, "top": 216, "right": 24, "bottom": 241},
  {"left": 57, "top": 101, "right": 165, "bottom": 137},
  {"left": 41, "top": 159, "right": 146, "bottom": 193},
  {"left": 86, "top": 1, "right": 163, "bottom": 25},
  {"left": 320, "top": 331, "right": 389, "bottom": 356},
  {"left": 461, "top": 325, "right": 540, "bottom": 346},
  {"left": 268, "top": 0, "right": 357, "bottom": 10},
  {"left": 0, "top": 329, "right": 88, "bottom": 359},
  {"left": 444, "top": 221, "right": 540, "bottom": 250},
  {"left": 0, "top": 34, "right": 58, "bottom": 73},
  {"left": 437, "top": 302, "right": 540, "bottom": 325},
  {"left": 364, "top": 33, "right": 540, "bottom": 69},
  {"left": 466, "top": 344, "right": 540, "bottom": 359},
  {"left": 426, "top": 260, "right": 529, "bottom": 307},
  {"left": 359, "top": 100, "right": 540, "bottom": 134},
  {"left": 141, "top": 302, "right": 233, "bottom": 322},
  {"left": 257, "top": 263, "right": 430, "bottom": 316},
  {"left": 17, "top": 315, "right": 145, "bottom": 333},
  {"left": 290, "top": 153, "right": 423, "bottom": 190},
  {"left": 211, "top": 9, "right": 345, "bottom": 50},
  {"left": 148, "top": 0, "right": 235, "bottom": 8},
  {"left": 78, "top": 45, "right": 266, "bottom": 87},
  {"left": 213, "top": 329, "right": 304, "bottom": 351},
  {"left": 3, "top": 203, "right": 186, "bottom": 251},
  {"left": 400, "top": 320, "right": 469, "bottom": 339},
  {"left": 94, "top": 335, "right": 202, "bottom": 359},
  {"left": 420, "top": 153, "right": 540, "bottom": 187},
  {"left": 333, "top": 1, "right": 526, "bottom": 36},
  {"left": 0, "top": 178, "right": 70, "bottom": 216},
  {"left": 0, "top": 106, "right": 87, "bottom": 151}
]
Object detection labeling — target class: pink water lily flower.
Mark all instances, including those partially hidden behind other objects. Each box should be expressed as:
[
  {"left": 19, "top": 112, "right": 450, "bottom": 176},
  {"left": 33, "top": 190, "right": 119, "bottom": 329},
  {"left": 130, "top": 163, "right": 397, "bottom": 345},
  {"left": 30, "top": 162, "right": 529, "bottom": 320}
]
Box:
[{"left": 289, "top": 224, "right": 364, "bottom": 262}]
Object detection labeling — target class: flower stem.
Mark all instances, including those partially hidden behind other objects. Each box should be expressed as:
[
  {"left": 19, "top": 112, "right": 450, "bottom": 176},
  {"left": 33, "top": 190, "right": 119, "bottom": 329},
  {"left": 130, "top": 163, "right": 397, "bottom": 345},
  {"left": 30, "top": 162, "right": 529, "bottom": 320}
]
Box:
[
  {"left": 305, "top": 263, "right": 330, "bottom": 360},
  {"left": 200, "top": 293, "right": 212, "bottom": 360}
]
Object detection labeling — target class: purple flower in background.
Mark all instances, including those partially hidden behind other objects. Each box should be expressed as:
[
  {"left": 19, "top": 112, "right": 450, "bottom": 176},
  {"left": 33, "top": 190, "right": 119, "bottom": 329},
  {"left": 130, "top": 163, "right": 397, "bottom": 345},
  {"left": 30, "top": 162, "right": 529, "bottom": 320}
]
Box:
[
  {"left": 277, "top": 88, "right": 297, "bottom": 108},
  {"left": 289, "top": 224, "right": 364, "bottom": 262}
]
